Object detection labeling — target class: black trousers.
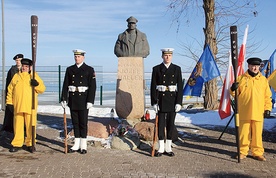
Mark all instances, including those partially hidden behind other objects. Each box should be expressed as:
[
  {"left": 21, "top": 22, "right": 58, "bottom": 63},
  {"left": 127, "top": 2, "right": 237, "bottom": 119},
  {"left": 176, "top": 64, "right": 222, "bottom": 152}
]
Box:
[
  {"left": 157, "top": 112, "right": 176, "bottom": 140},
  {"left": 1, "top": 106, "right": 14, "bottom": 133},
  {"left": 70, "top": 109, "right": 89, "bottom": 138}
]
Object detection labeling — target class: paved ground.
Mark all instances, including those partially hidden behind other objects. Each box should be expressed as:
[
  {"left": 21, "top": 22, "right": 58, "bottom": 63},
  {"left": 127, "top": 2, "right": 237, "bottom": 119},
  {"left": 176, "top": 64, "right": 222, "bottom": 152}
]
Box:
[{"left": 0, "top": 109, "right": 276, "bottom": 178}]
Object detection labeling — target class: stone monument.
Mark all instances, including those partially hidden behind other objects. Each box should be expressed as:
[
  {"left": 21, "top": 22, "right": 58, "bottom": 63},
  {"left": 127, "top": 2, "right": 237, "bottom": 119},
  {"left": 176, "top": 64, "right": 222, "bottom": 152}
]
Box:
[{"left": 114, "top": 16, "right": 150, "bottom": 124}]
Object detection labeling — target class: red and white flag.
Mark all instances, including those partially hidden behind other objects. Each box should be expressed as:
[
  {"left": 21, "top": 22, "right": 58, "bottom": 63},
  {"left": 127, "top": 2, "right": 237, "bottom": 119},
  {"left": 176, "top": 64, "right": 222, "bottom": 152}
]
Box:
[
  {"left": 218, "top": 53, "right": 234, "bottom": 119},
  {"left": 237, "top": 25, "right": 249, "bottom": 76}
]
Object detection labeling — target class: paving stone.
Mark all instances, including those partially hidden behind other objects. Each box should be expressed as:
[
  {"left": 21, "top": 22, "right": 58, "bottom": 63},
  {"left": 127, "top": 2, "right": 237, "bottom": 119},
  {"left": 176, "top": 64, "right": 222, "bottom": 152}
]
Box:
[{"left": 0, "top": 110, "right": 276, "bottom": 177}]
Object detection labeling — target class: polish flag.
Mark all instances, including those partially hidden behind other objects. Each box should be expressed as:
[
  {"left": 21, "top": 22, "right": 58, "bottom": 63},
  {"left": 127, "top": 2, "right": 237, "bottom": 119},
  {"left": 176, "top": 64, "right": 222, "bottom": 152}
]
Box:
[
  {"left": 218, "top": 53, "right": 234, "bottom": 119},
  {"left": 237, "top": 25, "right": 249, "bottom": 76}
]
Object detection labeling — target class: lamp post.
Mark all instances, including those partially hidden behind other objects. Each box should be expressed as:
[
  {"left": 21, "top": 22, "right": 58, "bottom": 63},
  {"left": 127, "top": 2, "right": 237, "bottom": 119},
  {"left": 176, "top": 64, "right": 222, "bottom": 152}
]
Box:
[{"left": 1, "top": 0, "right": 5, "bottom": 110}]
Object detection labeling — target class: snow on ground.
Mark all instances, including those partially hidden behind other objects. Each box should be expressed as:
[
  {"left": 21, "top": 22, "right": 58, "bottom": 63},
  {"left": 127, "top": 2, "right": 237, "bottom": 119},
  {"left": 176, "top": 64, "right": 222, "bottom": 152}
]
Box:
[{"left": 37, "top": 104, "right": 276, "bottom": 132}]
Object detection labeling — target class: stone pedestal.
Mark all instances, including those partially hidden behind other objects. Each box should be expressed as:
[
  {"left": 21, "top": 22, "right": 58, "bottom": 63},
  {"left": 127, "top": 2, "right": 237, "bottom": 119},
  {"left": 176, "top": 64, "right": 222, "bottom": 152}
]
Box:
[{"left": 115, "top": 57, "right": 145, "bottom": 123}]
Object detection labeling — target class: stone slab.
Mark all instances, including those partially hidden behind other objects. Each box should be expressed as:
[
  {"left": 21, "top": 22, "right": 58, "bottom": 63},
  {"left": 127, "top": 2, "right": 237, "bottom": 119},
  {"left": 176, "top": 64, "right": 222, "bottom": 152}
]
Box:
[{"left": 115, "top": 57, "right": 145, "bottom": 123}]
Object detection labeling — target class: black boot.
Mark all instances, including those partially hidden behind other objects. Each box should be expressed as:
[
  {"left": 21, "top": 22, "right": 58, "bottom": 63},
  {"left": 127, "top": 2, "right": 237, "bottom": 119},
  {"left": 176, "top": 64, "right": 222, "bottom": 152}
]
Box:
[{"left": 9, "top": 146, "right": 22, "bottom": 152}]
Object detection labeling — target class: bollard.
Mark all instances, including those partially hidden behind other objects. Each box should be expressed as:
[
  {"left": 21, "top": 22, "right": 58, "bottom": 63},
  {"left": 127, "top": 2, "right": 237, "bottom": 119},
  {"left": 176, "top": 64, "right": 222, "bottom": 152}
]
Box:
[{"left": 100, "top": 85, "right": 103, "bottom": 105}]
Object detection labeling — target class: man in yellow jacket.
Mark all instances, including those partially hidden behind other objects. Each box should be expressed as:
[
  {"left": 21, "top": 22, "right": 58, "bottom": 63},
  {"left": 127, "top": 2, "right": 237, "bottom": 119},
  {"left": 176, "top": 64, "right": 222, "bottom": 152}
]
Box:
[
  {"left": 6, "top": 58, "right": 46, "bottom": 152},
  {"left": 230, "top": 57, "right": 272, "bottom": 161}
]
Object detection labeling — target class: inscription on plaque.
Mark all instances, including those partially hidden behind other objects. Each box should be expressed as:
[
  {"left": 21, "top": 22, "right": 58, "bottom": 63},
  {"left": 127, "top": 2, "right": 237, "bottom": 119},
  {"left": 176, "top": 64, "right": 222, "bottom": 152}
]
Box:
[{"left": 115, "top": 57, "right": 145, "bottom": 123}]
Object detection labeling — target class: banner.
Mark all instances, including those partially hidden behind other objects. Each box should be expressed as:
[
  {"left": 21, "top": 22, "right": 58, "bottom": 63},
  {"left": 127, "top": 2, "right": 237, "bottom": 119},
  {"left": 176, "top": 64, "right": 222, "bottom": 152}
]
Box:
[
  {"left": 237, "top": 25, "right": 249, "bottom": 76},
  {"left": 183, "top": 45, "right": 221, "bottom": 97},
  {"left": 262, "top": 49, "right": 276, "bottom": 108},
  {"left": 268, "top": 69, "right": 276, "bottom": 90},
  {"left": 218, "top": 53, "right": 234, "bottom": 119}
]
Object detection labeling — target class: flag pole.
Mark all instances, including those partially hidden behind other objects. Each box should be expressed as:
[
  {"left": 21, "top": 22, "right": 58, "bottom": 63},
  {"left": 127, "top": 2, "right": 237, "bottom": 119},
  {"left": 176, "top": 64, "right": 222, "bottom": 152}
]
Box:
[
  {"left": 218, "top": 113, "right": 235, "bottom": 140},
  {"left": 230, "top": 25, "right": 240, "bottom": 163}
]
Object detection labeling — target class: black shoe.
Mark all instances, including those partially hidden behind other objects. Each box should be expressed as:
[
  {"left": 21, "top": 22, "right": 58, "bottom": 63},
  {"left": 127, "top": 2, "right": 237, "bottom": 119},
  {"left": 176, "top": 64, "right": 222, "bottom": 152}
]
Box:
[
  {"left": 165, "top": 152, "right": 175, "bottom": 157},
  {"left": 9, "top": 147, "right": 22, "bottom": 152},
  {"left": 80, "top": 149, "right": 87, "bottom": 154},
  {"left": 68, "top": 148, "right": 80, "bottom": 153},
  {"left": 154, "top": 152, "right": 163, "bottom": 157},
  {"left": 27, "top": 146, "right": 36, "bottom": 153}
]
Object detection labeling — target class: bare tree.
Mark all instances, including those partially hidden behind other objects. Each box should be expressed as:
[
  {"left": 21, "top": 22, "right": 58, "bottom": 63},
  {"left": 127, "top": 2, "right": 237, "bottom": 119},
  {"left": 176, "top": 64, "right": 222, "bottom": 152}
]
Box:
[{"left": 167, "top": 0, "right": 258, "bottom": 110}]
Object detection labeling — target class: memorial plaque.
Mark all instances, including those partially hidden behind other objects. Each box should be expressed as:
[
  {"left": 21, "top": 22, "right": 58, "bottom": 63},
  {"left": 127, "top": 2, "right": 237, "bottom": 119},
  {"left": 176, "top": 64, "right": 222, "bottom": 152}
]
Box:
[{"left": 115, "top": 57, "right": 145, "bottom": 123}]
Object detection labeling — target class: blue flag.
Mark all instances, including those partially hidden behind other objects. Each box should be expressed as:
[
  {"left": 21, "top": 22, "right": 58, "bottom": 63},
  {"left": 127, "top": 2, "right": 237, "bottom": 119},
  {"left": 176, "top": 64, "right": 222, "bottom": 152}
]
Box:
[
  {"left": 183, "top": 45, "right": 221, "bottom": 97},
  {"left": 261, "top": 49, "right": 276, "bottom": 77},
  {"left": 261, "top": 49, "right": 276, "bottom": 108}
]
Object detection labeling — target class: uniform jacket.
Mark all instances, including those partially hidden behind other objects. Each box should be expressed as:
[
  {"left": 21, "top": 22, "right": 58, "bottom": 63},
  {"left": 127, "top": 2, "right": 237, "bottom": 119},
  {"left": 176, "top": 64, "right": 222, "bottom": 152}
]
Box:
[
  {"left": 6, "top": 71, "right": 46, "bottom": 115},
  {"left": 230, "top": 71, "right": 272, "bottom": 121},
  {"left": 114, "top": 29, "right": 150, "bottom": 58},
  {"left": 150, "top": 63, "right": 183, "bottom": 112},
  {"left": 61, "top": 63, "right": 96, "bottom": 110}
]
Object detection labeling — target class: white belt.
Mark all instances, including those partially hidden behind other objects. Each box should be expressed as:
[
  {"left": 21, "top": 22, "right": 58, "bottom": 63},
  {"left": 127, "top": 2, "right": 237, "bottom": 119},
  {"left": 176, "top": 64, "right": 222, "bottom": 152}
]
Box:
[
  {"left": 68, "top": 86, "right": 88, "bottom": 92},
  {"left": 156, "top": 85, "right": 177, "bottom": 92}
]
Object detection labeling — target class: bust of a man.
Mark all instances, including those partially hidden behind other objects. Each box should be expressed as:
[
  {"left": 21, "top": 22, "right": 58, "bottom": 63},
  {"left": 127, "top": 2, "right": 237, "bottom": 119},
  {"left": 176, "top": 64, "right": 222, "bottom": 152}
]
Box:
[{"left": 114, "top": 16, "right": 150, "bottom": 58}]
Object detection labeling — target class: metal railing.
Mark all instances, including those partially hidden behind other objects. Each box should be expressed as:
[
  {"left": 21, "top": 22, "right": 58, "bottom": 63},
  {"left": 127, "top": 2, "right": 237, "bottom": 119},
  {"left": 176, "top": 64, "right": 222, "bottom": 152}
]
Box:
[
  {"left": 0, "top": 65, "right": 106, "bottom": 108},
  {"left": 0, "top": 66, "right": 208, "bottom": 108}
]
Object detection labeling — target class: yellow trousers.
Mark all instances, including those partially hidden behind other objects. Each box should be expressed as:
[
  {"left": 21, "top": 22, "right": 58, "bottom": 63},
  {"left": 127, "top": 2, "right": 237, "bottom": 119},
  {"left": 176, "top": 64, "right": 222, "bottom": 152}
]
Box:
[
  {"left": 239, "top": 120, "right": 264, "bottom": 156},
  {"left": 12, "top": 113, "right": 36, "bottom": 147}
]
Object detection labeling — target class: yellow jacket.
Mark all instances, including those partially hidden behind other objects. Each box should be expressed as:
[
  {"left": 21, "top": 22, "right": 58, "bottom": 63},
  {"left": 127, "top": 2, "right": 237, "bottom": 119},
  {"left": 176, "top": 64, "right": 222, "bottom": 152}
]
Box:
[
  {"left": 230, "top": 71, "right": 272, "bottom": 121},
  {"left": 6, "top": 71, "right": 46, "bottom": 115}
]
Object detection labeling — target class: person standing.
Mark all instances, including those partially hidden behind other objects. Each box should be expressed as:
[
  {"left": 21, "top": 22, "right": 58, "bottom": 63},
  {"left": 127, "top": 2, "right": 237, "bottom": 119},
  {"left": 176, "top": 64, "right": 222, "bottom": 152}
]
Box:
[
  {"left": 61, "top": 49, "right": 96, "bottom": 154},
  {"left": 6, "top": 58, "right": 46, "bottom": 152},
  {"left": 230, "top": 57, "right": 272, "bottom": 161},
  {"left": 1, "top": 54, "right": 23, "bottom": 133},
  {"left": 150, "top": 48, "right": 183, "bottom": 157},
  {"left": 114, "top": 16, "right": 150, "bottom": 58}
]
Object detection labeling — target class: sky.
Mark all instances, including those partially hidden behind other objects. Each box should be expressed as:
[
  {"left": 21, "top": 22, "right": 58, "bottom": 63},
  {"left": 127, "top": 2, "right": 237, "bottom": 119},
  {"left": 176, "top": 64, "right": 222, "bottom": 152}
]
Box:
[{"left": 0, "top": 0, "right": 275, "bottom": 73}]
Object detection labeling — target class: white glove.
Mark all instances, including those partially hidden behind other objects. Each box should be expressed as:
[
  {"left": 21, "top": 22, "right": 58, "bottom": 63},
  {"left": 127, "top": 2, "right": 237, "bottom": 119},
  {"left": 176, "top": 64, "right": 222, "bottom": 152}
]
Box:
[
  {"left": 153, "top": 104, "right": 159, "bottom": 113},
  {"left": 175, "top": 104, "right": 182, "bottom": 112},
  {"left": 61, "top": 101, "right": 67, "bottom": 108},
  {"left": 87, "top": 102, "right": 93, "bottom": 109},
  {"left": 78, "top": 86, "right": 88, "bottom": 92},
  {"left": 68, "top": 86, "right": 76, "bottom": 92},
  {"left": 168, "top": 85, "right": 177, "bottom": 92},
  {"left": 156, "top": 85, "right": 166, "bottom": 92}
]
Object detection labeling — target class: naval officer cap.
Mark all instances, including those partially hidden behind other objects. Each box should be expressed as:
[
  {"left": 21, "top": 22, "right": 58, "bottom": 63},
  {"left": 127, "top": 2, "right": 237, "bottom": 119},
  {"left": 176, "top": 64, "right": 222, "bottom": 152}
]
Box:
[
  {"left": 73, "top": 49, "right": 86, "bottom": 56},
  {"left": 21, "top": 58, "right": 33, "bottom": 66},
  {"left": 126, "top": 16, "right": 138, "bottom": 23},
  {"left": 13, "top": 54, "right": 24, "bottom": 60},
  {"left": 161, "top": 48, "right": 174, "bottom": 54},
  {"left": 247, "top": 57, "right": 262, "bottom": 65}
]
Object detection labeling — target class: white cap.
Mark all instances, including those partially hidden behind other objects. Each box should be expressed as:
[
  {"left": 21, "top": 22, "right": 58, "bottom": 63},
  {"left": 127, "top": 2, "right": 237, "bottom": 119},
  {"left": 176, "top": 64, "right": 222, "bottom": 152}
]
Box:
[
  {"left": 161, "top": 48, "right": 174, "bottom": 54},
  {"left": 72, "top": 49, "right": 86, "bottom": 55}
]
